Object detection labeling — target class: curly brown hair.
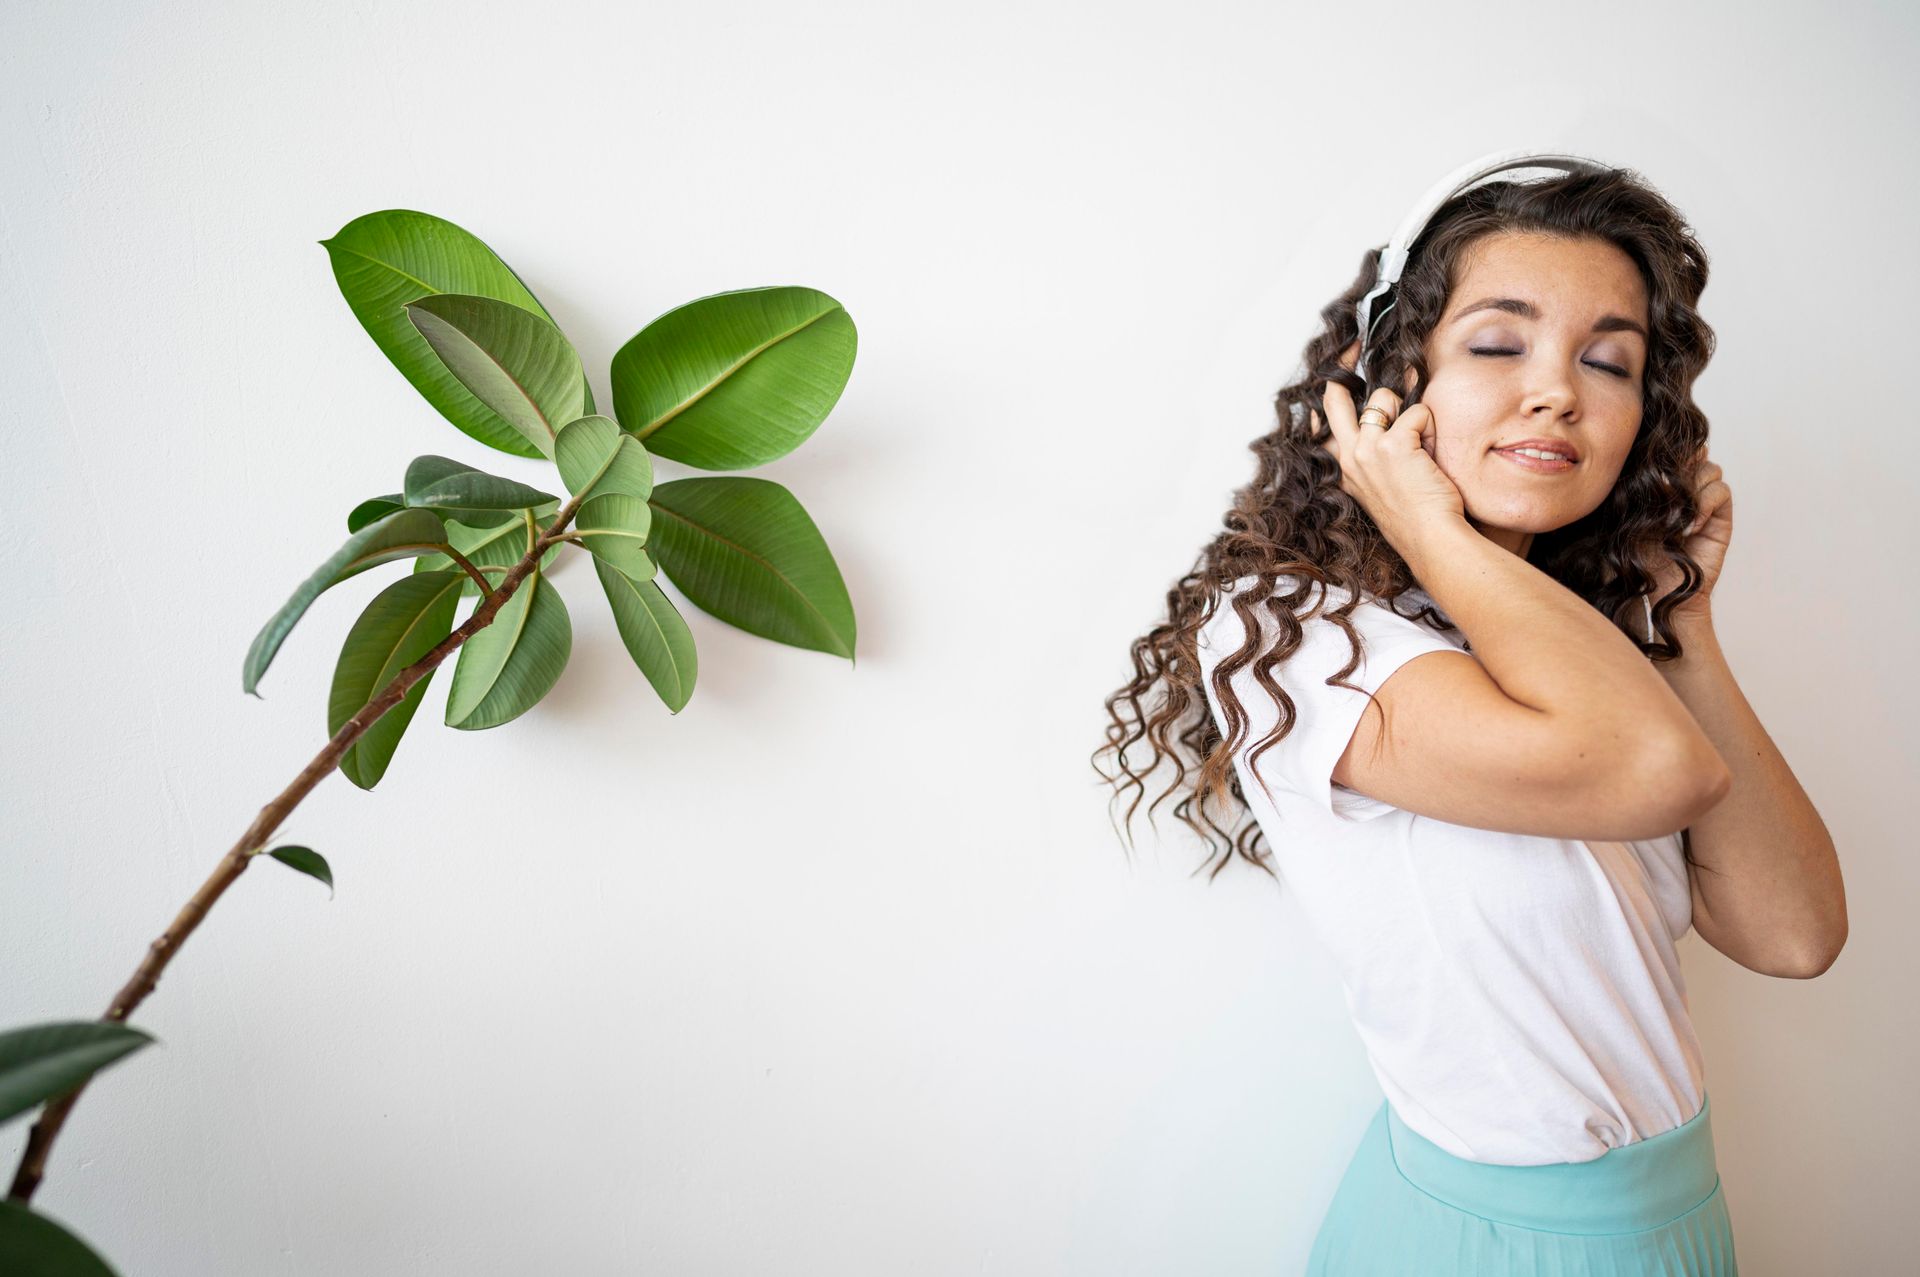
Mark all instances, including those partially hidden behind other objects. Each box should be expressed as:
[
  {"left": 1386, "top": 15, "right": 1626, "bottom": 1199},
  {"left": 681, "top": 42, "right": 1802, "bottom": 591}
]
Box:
[{"left": 1092, "top": 165, "right": 1719, "bottom": 883}]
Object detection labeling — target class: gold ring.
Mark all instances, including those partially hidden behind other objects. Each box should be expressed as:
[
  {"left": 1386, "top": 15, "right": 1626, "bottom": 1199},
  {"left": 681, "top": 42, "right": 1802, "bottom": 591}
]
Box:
[{"left": 1357, "top": 408, "right": 1393, "bottom": 429}]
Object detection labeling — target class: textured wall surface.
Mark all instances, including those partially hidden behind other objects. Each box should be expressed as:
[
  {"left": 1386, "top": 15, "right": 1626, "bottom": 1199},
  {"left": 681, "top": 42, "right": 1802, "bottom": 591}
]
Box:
[{"left": 3, "top": 1, "right": 1913, "bottom": 1272}]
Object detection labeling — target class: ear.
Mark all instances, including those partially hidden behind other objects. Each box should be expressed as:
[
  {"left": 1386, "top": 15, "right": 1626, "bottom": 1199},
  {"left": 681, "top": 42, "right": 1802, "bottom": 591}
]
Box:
[{"left": 1401, "top": 366, "right": 1418, "bottom": 396}]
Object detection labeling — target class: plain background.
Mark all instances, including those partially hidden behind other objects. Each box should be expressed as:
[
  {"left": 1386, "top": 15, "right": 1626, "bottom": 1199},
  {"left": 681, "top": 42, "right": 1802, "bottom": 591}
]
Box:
[{"left": 3, "top": 1, "right": 1914, "bottom": 1273}]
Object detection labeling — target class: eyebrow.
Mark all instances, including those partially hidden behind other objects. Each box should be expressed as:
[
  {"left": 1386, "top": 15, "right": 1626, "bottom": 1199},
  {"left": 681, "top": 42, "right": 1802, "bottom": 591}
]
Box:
[{"left": 1449, "top": 296, "right": 1647, "bottom": 340}]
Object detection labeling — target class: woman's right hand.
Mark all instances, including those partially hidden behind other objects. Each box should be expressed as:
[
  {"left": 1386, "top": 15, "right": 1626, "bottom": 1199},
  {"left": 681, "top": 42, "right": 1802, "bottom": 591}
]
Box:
[{"left": 1315, "top": 340, "right": 1469, "bottom": 548}]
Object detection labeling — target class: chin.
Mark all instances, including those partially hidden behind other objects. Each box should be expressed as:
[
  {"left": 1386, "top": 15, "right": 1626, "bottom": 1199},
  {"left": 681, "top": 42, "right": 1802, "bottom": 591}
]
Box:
[
  {"left": 1464, "top": 495, "right": 1556, "bottom": 528},
  {"left": 1467, "top": 505, "right": 1585, "bottom": 547}
]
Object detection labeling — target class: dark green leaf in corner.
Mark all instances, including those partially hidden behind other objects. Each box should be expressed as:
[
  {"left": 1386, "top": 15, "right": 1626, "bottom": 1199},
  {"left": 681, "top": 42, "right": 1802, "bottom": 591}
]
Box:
[
  {"left": 574, "top": 495, "right": 655, "bottom": 581},
  {"left": 445, "top": 567, "right": 572, "bottom": 730},
  {"left": 555, "top": 415, "right": 654, "bottom": 502},
  {"left": 405, "top": 294, "right": 588, "bottom": 460},
  {"left": 594, "top": 557, "right": 697, "bottom": 712},
  {"left": 610, "top": 286, "right": 856, "bottom": 471},
  {"left": 265, "top": 846, "right": 335, "bottom": 898},
  {"left": 0, "top": 1199, "right": 121, "bottom": 1276},
  {"left": 646, "top": 477, "right": 855, "bottom": 659},
  {"left": 347, "top": 494, "right": 406, "bottom": 533},
  {"left": 243, "top": 508, "right": 448, "bottom": 697},
  {"left": 403, "top": 454, "right": 558, "bottom": 513},
  {"left": 329, "top": 571, "right": 466, "bottom": 789},
  {"left": 320, "top": 209, "right": 594, "bottom": 458},
  {"left": 0, "top": 1021, "right": 157, "bottom": 1128}
]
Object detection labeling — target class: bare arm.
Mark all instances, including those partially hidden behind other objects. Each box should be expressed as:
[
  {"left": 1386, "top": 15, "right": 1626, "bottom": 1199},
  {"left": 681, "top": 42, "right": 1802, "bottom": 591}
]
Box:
[
  {"left": 1401, "top": 518, "right": 1734, "bottom": 819},
  {"left": 1652, "top": 611, "right": 1846, "bottom": 977}
]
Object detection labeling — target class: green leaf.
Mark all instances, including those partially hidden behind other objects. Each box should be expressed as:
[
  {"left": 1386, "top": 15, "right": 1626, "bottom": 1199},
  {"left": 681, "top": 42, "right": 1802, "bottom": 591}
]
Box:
[
  {"left": 574, "top": 495, "right": 654, "bottom": 580},
  {"left": 555, "top": 415, "right": 654, "bottom": 502},
  {"left": 404, "top": 294, "right": 588, "bottom": 459},
  {"left": 445, "top": 567, "right": 572, "bottom": 730},
  {"left": 646, "top": 477, "right": 855, "bottom": 659},
  {"left": 611, "top": 286, "right": 856, "bottom": 470},
  {"left": 418, "top": 506, "right": 518, "bottom": 530},
  {"left": 329, "top": 571, "right": 465, "bottom": 790},
  {"left": 244, "top": 509, "right": 448, "bottom": 697},
  {"left": 594, "top": 558, "right": 697, "bottom": 712},
  {"left": 414, "top": 505, "right": 560, "bottom": 599},
  {"left": 403, "top": 454, "right": 558, "bottom": 512},
  {"left": 347, "top": 494, "right": 405, "bottom": 533},
  {"left": 0, "top": 1199, "right": 121, "bottom": 1276},
  {"left": 320, "top": 209, "right": 594, "bottom": 458},
  {"left": 265, "top": 846, "right": 335, "bottom": 897},
  {"left": 0, "top": 1021, "right": 156, "bottom": 1128}
]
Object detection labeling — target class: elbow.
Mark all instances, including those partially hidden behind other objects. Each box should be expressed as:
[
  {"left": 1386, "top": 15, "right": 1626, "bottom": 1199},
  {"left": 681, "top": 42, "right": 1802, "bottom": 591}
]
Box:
[
  {"left": 1642, "top": 734, "right": 1734, "bottom": 832},
  {"left": 1690, "top": 748, "right": 1736, "bottom": 813},
  {"left": 1770, "top": 924, "right": 1848, "bottom": 979},
  {"left": 1782, "top": 895, "right": 1850, "bottom": 979}
]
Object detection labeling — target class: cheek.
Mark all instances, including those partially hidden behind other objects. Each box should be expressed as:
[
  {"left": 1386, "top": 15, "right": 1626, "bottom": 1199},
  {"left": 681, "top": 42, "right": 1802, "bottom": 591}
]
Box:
[
  {"left": 1420, "top": 404, "right": 1479, "bottom": 466},
  {"left": 1588, "top": 423, "right": 1644, "bottom": 477},
  {"left": 1428, "top": 433, "right": 1485, "bottom": 483}
]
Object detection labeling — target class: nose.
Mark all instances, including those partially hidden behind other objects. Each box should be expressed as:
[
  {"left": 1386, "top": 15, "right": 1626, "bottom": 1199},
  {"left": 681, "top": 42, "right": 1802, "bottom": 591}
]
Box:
[{"left": 1523, "top": 372, "right": 1579, "bottom": 421}]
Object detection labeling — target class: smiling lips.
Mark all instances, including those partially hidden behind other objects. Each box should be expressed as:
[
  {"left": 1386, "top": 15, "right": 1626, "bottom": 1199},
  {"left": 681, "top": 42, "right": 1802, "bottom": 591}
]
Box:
[
  {"left": 1496, "top": 437, "right": 1579, "bottom": 460},
  {"left": 1495, "top": 446, "right": 1577, "bottom": 474}
]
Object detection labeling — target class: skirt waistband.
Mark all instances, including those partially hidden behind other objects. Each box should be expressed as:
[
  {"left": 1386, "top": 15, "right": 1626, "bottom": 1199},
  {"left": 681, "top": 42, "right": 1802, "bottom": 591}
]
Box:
[{"left": 1383, "top": 1095, "right": 1722, "bottom": 1235}]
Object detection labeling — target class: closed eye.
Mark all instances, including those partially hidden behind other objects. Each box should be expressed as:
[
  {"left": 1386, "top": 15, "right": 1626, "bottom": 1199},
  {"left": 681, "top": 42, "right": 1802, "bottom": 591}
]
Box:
[{"left": 1469, "top": 348, "right": 1630, "bottom": 378}]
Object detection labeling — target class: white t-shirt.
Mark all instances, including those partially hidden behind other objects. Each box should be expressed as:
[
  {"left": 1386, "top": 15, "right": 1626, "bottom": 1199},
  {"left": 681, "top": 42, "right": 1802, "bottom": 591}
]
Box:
[{"left": 1195, "top": 574, "right": 1706, "bottom": 1166}]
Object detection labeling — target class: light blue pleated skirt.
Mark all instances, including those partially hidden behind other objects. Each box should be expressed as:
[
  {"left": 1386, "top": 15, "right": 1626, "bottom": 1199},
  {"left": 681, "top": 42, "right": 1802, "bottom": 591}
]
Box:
[{"left": 1306, "top": 1094, "right": 1737, "bottom": 1275}]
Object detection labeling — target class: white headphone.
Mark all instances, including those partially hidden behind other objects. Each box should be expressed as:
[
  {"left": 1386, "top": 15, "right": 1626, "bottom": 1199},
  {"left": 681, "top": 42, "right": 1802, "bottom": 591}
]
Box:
[{"left": 1352, "top": 147, "right": 1614, "bottom": 383}]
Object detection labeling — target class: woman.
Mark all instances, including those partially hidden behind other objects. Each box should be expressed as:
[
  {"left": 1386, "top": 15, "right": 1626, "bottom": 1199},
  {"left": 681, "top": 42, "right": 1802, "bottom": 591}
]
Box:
[{"left": 1092, "top": 157, "right": 1845, "bottom": 1274}]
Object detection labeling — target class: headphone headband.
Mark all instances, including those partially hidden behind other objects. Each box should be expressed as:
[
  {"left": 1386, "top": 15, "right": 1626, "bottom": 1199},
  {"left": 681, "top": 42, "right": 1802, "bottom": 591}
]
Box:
[{"left": 1353, "top": 147, "right": 1614, "bottom": 382}]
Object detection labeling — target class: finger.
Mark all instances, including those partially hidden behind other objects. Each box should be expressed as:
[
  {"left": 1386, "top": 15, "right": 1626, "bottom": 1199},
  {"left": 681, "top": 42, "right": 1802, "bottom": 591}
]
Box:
[
  {"left": 1687, "top": 482, "right": 1731, "bottom": 533},
  {"left": 1396, "top": 402, "right": 1436, "bottom": 454},
  {"left": 1308, "top": 405, "right": 1336, "bottom": 455},
  {"left": 1358, "top": 386, "right": 1404, "bottom": 442},
  {"left": 1321, "top": 371, "right": 1360, "bottom": 454},
  {"left": 1339, "top": 339, "right": 1360, "bottom": 371},
  {"left": 1325, "top": 343, "right": 1396, "bottom": 452}
]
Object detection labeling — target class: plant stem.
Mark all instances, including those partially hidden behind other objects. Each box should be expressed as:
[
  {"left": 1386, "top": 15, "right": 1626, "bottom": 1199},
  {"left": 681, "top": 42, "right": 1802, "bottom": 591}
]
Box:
[
  {"left": 439, "top": 544, "right": 493, "bottom": 594},
  {"left": 6, "top": 494, "right": 591, "bottom": 1205}
]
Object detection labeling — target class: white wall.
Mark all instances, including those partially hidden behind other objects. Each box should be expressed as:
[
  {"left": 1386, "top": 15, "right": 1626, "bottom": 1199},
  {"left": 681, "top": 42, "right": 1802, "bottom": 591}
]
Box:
[{"left": 3, "top": 1, "right": 1914, "bottom": 1273}]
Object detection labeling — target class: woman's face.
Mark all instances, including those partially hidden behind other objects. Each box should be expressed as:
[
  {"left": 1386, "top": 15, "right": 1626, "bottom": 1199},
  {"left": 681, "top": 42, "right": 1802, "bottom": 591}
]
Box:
[{"left": 1406, "top": 231, "right": 1650, "bottom": 559}]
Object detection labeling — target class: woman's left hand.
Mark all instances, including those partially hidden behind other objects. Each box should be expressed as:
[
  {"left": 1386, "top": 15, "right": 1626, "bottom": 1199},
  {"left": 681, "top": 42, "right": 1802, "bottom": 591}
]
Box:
[{"left": 1649, "top": 442, "right": 1732, "bottom": 624}]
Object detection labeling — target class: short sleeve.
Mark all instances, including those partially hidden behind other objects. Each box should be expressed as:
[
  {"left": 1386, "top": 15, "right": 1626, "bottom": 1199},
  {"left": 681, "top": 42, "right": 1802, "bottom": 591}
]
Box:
[{"left": 1199, "top": 583, "right": 1465, "bottom": 823}]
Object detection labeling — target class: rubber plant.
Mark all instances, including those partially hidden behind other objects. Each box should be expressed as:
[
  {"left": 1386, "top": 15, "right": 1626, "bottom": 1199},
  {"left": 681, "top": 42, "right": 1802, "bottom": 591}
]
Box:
[{"left": 0, "top": 209, "right": 859, "bottom": 1272}]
